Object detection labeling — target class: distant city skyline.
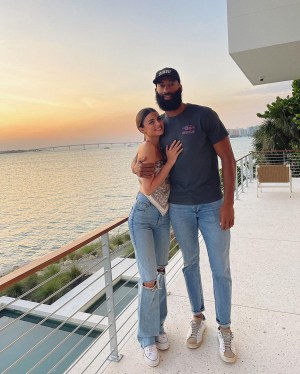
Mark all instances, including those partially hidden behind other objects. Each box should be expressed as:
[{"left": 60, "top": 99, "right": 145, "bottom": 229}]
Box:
[
  {"left": 0, "top": 1, "right": 293, "bottom": 151},
  {"left": 227, "top": 125, "right": 260, "bottom": 137}
]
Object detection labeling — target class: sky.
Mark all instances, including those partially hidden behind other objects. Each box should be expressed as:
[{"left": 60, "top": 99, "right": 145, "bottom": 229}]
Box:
[{"left": 0, "top": 0, "right": 294, "bottom": 151}]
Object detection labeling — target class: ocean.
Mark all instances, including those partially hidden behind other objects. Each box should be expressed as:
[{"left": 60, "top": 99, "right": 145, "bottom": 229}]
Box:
[{"left": 0, "top": 137, "right": 253, "bottom": 275}]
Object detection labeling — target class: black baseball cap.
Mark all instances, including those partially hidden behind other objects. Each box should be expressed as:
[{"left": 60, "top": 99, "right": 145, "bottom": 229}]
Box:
[{"left": 153, "top": 67, "right": 181, "bottom": 84}]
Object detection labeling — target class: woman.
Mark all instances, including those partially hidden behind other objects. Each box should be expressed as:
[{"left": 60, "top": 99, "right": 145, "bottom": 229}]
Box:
[{"left": 128, "top": 108, "right": 182, "bottom": 367}]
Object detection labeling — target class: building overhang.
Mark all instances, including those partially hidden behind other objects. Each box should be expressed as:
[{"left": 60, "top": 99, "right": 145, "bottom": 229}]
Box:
[{"left": 227, "top": 0, "right": 300, "bottom": 85}]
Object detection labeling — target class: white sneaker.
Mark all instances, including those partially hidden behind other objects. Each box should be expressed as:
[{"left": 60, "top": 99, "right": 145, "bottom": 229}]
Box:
[
  {"left": 143, "top": 344, "right": 159, "bottom": 367},
  {"left": 155, "top": 332, "right": 169, "bottom": 350},
  {"left": 217, "top": 328, "right": 236, "bottom": 363},
  {"left": 186, "top": 317, "right": 206, "bottom": 349}
]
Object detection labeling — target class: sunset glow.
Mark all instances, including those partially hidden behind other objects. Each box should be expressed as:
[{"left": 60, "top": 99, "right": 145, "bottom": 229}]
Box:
[{"left": 0, "top": 0, "right": 293, "bottom": 151}]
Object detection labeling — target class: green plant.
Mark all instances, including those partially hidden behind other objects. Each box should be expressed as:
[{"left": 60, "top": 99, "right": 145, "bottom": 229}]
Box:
[
  {"left": 168, "top": 233, "right": 179, "bottom": 259},
  {"left": 40, "top": 264, "right": 60, "bottom": 280},
  {"left": 1, "top": 263, "right": 83, "bottom": 304},
  {"left": 79, "top": 242, "right": 101, "bottom": 256},
  {"left": 68, "top": 264, "right": 82, "bottom": 279},
  {"left": 255, "top": 79, "right": 300, "bottom": 151},
  {"left": 25, "top": 274, "right": 39, "bottom": 290},
  {"left": 120, "top": 243, "right": 135, "bottom": 259},
  {"left": 109, "top": 231, "right": 131, "bottom": 250},
  {"left": 169, "top": 243, "right": 179, "bottom": 259},
  {"left": 123, "top": 233, "right": 131, "bottom": 241},
  {"left": 2, "top": 283, "right": 23, "bottom": 298},
  {"left": 66, "top": 242, "right": 102, "bottom": 261},
  {"left": 29, "top": 264, "right": 83, "bottom": 304},
  {"left": 31, "top": 278, "right": 62, "bottom": 303}
]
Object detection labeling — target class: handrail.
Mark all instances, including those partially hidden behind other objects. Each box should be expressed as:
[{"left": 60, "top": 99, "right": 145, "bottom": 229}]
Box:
[
  {"left": 235, "top": 149, "right": 300, "bottom": 163},
  {"left": 252, "top": 149, "right": 300, "bottom": 153},
  {"left": 0, "top": 215, "right": 128, "bottom": 291}
]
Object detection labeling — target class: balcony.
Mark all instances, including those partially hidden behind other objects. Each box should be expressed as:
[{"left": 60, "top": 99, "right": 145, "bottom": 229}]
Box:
[{"left": 0, "top": 151, "right": 299, "bottom": 373}]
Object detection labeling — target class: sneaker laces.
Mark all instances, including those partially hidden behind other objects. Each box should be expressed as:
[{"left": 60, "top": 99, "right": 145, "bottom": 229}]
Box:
[
  {"left": 189, "top": 320, "right": 201, "bottom": 338},
  {"left": 145, "top": 344, "right": 157, "bottom": 354},
  {"left": 221, "top": 331, "right": 234, "bottom": 352},
  {"left": 158, "top": 333, "right": 167, "bottom": 342}
]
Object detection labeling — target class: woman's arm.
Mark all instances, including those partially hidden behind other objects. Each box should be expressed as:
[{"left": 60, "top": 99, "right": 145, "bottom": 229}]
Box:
[{"left": 139, "top": 140, "right": 182, "bottom": 195}]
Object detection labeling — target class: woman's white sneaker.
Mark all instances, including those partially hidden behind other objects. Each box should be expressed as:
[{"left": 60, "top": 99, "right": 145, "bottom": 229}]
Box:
[
  {"left": 155, "top": 333, "right": 169, "bottom": 350},
  {"left": 144, "top": 344, "right": 159, "bottom": 367}
]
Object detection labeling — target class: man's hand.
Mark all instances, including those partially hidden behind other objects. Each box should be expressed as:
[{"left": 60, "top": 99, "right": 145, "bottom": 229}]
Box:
[
  {"left": 219, "top": 203, "right": 234, "bottom": 230},
  {"left": 133, "top": 156, "right": 155, "bottom": 178}
]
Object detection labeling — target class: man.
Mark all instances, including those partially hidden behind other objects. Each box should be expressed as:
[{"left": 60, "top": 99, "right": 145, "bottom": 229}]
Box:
[{"left": 135, "top": 67, "right": 236, "bottom": 363}]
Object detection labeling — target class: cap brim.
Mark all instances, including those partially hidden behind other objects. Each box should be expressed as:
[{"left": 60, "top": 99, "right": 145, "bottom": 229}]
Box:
[{"left": 153, "top": 74, "right": 178, "bottom": 84}]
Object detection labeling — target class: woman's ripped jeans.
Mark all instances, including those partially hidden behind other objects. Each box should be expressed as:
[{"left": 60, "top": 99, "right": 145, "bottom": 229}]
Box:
[{"left": 129, "top": 193, "right": 170, "bottom": 348}]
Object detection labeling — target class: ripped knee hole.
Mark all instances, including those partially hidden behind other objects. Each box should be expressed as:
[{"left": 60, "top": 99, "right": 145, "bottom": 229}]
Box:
[
  {"left": 143, "top": 280, "right": 156, "bottom": 288},
  {"left": 157, "top": 266, "right": 165, "bottom": 275}
]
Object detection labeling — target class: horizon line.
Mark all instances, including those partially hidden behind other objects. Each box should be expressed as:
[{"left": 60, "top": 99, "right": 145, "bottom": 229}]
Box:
[{"left": 1, "top": 135, "right": 255, "bottom": 154}]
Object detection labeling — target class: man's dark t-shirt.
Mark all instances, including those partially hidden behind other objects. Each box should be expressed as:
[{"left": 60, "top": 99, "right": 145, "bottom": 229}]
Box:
[{"left": 160, "top": 104, "right": 229, "bottom": 205}]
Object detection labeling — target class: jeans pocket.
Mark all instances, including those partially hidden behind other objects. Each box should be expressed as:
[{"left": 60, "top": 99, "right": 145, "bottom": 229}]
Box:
[{"left": 136, "top": 200, "right": 151, "bottom": 212}]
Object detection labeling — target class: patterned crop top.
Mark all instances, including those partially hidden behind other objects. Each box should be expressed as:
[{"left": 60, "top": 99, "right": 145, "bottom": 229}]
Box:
[{"left": 139, "top": 160, "right": 170, "bottom": 215}]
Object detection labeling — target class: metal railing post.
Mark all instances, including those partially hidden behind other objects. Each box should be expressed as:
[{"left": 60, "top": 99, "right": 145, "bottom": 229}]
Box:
[
  {"left": 235, "top": 162, "right": 239, "bottom": 200},
  {"left": 245, "top": 155, "right": 249, "bottom": 187},
  {"left": 249, "top": 153, "right": 254, "bottom": 182},
  {"left": 101, "top": 233, "right": 123, "bottom": 362},
  {"left": 240, "top": 159, "right": 244, "bottom": 193}
]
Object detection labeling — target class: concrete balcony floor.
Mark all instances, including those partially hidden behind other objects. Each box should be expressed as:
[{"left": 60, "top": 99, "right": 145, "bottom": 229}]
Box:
[{"left": 103, "top": 179, "right": 300, "bottom": 374}]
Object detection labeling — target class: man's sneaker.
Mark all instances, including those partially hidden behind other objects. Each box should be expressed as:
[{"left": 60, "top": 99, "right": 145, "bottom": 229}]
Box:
[
  {"left": 143, "top": 344, "right": 159, "bottom": 367},
  {"left": 155, "top": 332, "right": 169, "bottom": 350},
  {"left": 186, "top": 316, "right": 206, "bottom": 349},
  {"left": 217, "top": 327, "right": 237, "bottom": 363}
]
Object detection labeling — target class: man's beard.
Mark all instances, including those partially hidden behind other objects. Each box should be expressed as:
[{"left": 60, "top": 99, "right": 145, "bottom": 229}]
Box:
[{"left": 155, "top": 88, "right": 182, "bottom": 111}]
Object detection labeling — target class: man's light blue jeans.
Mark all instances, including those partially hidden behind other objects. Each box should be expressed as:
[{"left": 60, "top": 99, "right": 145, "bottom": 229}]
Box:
[
  {"left": 128, "top": 192, "right": 170, "bottom": 348},
  {"left": 169, "top": 198, "right": 232, "bottom": 328}
]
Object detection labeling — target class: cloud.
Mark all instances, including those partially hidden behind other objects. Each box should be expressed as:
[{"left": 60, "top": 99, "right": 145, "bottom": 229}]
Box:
[
  {"left": 80, "top": 97, "right": 98, "bottom": 109},
  {"left": 0, "top": 93, "right": 71, "bottom": 108}
]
